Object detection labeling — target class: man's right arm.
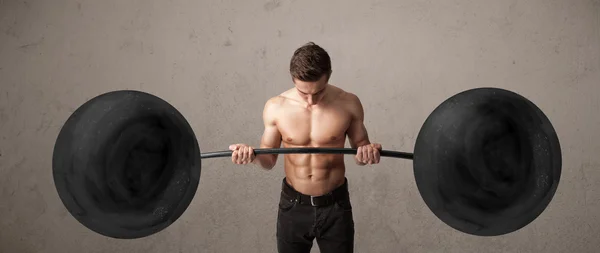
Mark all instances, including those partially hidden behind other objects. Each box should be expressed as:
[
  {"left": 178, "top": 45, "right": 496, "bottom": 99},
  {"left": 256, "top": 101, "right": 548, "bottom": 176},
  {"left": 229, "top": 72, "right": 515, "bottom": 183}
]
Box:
[{"left": 252, "top": 97, "right": 283, "bottom": 170}]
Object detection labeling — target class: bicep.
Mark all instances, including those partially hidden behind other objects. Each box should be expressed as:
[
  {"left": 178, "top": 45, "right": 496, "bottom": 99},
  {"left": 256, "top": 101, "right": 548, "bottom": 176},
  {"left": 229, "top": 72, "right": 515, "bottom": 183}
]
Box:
[
  {"left": 260, "top": 123, "right": 282, "bottom": 149},
  {"left": 346, "top": 94, "right": 370, "bottom": 148},
  {"left": 259, "top": 98, "right": 282, "bottom": 153},
  {"left": 347, "top": 117, "right": 370, "bottom": 148}
]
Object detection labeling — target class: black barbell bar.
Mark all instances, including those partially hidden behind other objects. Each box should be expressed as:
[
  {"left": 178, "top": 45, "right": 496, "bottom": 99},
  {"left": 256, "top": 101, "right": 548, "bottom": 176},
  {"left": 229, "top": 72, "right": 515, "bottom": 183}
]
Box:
[{"left": 200, "top": 148, "right": 414, "bottom": 159}]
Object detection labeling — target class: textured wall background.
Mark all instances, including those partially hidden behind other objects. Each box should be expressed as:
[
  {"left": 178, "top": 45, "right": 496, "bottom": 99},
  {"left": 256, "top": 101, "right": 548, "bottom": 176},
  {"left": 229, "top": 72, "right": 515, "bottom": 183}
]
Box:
[{"left": 1, "top": 0, "right": 599, "bottom": 252}]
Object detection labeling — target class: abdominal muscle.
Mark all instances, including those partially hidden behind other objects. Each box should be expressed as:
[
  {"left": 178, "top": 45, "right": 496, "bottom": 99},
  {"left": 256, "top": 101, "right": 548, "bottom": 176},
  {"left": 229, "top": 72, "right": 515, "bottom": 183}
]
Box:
[{"left": 282, "top": 142, "right": 347, "bottom": 196}]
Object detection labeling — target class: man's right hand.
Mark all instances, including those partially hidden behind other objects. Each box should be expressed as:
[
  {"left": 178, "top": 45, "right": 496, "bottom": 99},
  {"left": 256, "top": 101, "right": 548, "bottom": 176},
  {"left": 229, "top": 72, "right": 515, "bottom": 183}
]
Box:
[{"left": 229, "top": 144, "right": 256, "bottom": 165}]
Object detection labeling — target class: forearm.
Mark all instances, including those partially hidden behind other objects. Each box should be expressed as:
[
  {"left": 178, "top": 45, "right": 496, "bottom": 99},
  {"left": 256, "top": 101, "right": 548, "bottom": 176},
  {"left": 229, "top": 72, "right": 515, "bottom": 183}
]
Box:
[
  {"left": 351, "top": 139, "right": 371, "bottom": 148},
  {"left": 252, "top": 154, "right": 277, "bottom": 170}
]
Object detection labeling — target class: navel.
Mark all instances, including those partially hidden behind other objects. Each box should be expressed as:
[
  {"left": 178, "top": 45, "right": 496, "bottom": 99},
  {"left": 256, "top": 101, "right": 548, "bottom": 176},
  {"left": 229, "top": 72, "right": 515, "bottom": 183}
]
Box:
[{"left": 330, "top": 136, "right": 337, "bottom": 141}]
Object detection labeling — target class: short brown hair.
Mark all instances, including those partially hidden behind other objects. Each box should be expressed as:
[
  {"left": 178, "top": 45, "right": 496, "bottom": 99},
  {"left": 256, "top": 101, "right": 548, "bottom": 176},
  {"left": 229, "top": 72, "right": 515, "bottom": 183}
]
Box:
[{"left": 289, "top": 42, "right": 332, "bottom": 82}]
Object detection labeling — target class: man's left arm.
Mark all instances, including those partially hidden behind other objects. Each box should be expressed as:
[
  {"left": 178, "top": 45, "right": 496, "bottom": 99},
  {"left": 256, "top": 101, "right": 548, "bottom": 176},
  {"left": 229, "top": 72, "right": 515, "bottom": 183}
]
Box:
[{"left": 345, "top": 93, "right": 382, "bottom": 165}]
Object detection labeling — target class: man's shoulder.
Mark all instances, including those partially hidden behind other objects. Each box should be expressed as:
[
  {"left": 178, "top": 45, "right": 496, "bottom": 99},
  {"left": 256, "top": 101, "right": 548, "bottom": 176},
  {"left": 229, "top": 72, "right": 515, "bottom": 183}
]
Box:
[
  {"left": 265, "top": 94, "right": 287, "bottom": 107},
  {"left": 265, "top": 88, "right": 297, "bottom": 106},
  {"left": 328, "top": 84, "right": 361, "bottom": 105},
  {"left": 263, "top": 93, "right": 289, "bottom": 115},
  {"left": 327, "top": 85, "right": 363, "bottom": 118}
]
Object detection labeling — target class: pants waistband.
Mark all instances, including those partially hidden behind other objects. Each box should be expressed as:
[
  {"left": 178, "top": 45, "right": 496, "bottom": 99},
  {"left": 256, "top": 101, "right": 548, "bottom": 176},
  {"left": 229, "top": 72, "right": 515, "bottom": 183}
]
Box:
[{"left": 280, "top": 177, "right": 349, "bottom": 206}]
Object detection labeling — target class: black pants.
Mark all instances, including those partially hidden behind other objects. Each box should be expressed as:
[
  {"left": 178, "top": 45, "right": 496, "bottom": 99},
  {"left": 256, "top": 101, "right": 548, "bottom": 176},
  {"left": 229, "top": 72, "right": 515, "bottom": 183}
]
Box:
[{"left": 276, "top": 177, "right": 355, "bottom": 253}]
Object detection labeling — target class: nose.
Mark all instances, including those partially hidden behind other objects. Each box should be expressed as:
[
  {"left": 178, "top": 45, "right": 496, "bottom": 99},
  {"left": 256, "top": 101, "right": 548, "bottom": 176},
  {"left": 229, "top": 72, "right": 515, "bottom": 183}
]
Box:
[{"left": 307, "top": 95, "right": 317, "bottom": 105}]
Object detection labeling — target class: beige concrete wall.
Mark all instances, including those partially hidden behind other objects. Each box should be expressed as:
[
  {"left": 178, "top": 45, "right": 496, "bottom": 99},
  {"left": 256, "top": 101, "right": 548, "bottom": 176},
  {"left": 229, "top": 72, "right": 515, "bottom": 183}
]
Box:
[{"left": 1, "top": 0, "right": 599, "bottom": 252}]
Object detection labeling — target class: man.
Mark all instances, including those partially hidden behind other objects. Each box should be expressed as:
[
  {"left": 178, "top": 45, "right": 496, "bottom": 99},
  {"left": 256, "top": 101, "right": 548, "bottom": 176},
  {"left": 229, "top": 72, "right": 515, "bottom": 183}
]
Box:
[{"left": 229, "top": 42, "right": 382, "bottom": 253}]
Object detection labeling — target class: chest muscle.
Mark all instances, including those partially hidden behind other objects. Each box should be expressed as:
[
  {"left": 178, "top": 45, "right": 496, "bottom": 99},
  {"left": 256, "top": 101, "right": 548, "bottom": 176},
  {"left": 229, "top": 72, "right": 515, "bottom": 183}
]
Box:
[{"left": 278, "top": 106, "right": 350, "bottom": 146}]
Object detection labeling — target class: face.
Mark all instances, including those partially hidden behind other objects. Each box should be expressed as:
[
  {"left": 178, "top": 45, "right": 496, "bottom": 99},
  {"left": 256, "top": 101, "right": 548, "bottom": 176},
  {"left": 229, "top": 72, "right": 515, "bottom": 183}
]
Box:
[{"left": 293, "top": 75, "right": 329, "bottom": 105}]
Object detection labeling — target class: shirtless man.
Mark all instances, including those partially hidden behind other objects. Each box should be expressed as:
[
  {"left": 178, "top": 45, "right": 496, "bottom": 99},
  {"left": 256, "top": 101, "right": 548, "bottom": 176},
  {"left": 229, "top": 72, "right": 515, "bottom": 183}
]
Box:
[{"left": 229, "top": 42, "right": 382, "bottom": 253}]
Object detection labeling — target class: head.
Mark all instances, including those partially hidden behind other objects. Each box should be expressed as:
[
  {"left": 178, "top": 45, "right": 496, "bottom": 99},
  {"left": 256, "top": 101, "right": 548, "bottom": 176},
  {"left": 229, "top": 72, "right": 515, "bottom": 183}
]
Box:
[{"left": 289, "top": 42, "right": 332, "bottom": 105}]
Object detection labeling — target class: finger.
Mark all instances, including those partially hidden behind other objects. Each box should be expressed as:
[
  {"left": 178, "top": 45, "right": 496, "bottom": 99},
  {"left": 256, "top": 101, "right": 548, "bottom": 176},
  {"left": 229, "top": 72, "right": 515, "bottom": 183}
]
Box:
[
  {"left": 355, "top": 147, "right": 362, "bottom": 161},
  {"left": 245, "top": 146, "right": 252, "bottom": 164},
  {"left": 232, "top": 150, "right": 238, "bottom": 164},
  {"left": 249, "top": 147, "right": 255, "bottom": 161},
  {"left": 244, "top": 146, "right": 251, "bottom": 164},
  {"left": 366, "top": 147, "right": 373, "bottom": 164},
  {"left": 373, "top": 149, "right": 380, "bottom": 163},
  {"left": 231, "top": 145, "right": 239, "bottom": 164},
  {"left": 236, "top": 147, "right": 243, "bottom": 164},
  {"left": 362, "top": 147, "right": 369, "bottom": 164},
  {"left": 241, "top": 146, "right": 248, "bottom": 163}
]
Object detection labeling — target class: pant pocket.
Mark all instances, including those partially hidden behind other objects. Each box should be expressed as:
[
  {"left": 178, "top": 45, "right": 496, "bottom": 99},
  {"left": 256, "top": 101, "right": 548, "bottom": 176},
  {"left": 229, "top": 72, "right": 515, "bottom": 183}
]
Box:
[
  {"left": 278, "top": 192, "right": 296, "bottom": 212},
  {"left": 335, "top": 198, "right": 353, "bottom": 212}
]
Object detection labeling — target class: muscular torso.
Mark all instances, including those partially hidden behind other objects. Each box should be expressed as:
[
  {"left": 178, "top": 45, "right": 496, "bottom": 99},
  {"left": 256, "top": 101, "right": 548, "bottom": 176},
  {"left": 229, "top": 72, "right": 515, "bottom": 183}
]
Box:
[{"left": 274, "top": 86, "right": 353, "bottom": 196}]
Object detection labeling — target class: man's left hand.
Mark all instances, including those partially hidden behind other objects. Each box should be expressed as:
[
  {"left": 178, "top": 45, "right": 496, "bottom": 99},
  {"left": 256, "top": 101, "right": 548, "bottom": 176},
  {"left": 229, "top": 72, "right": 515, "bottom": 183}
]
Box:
[{"left": 355, "top": 143, "right": 382, "bottom": 165}]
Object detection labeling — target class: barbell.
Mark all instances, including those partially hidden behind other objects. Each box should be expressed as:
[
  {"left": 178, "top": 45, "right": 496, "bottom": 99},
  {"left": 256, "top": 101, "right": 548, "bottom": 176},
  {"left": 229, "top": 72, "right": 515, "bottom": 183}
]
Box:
[{"left": 52, "top": 87, "right": 562, "bottom": 239}]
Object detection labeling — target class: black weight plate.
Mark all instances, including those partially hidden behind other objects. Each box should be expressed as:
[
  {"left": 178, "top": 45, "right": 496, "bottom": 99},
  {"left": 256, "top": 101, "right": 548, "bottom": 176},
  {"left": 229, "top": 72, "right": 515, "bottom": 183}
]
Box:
[
  {"left": 413, "top": 87, "right": 561, "bottom": 236},
  {"left": 52, "top": 90, "right": 201, "bottom": 239}
]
